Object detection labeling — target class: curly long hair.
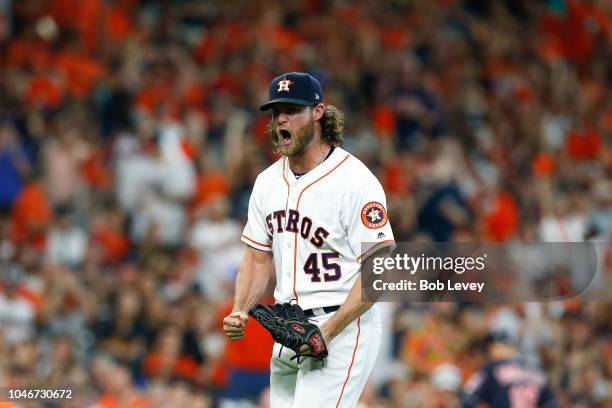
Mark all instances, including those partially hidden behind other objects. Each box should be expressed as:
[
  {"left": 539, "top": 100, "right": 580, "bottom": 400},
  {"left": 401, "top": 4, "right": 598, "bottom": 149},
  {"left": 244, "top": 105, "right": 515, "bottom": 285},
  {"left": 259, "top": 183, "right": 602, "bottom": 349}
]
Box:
[
  {"left": 266, "top": 105, "right": 344, "bottom": 152},
  {"left": 319, "top": 104, "right": 344, "bottom": 147}
]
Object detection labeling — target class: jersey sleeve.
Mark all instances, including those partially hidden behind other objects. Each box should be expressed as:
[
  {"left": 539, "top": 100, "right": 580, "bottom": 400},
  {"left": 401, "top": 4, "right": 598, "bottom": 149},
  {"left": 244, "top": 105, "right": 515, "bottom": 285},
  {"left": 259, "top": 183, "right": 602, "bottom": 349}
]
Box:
[
  {"left": 344, "top": 177, "right": 395, "bottom": 262},
  {"left": 241, "top": 175, "right": 273, "bottom": 252},
  {"left": 460, "top": 369, "right": 489, "bottom": 408}
]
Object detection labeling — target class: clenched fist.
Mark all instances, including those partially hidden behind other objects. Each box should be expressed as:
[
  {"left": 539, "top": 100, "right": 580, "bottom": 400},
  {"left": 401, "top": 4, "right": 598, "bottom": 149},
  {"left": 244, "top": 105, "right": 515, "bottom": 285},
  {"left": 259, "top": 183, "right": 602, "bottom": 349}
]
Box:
[{"left": 223, "top": 311, "right": 249, "bottom": 340}]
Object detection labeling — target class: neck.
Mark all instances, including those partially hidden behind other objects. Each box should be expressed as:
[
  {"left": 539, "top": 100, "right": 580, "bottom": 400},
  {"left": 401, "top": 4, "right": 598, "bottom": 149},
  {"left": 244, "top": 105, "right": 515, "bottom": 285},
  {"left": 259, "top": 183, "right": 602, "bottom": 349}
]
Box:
[{"left": 288, "top": 140, "right": 331, "bottom": 174}]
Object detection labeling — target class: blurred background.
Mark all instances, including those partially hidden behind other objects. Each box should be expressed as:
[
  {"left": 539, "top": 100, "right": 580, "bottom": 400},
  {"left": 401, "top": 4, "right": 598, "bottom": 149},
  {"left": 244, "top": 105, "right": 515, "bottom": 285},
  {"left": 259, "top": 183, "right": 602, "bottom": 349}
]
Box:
[{"left": 0, "top": 0, "right": 611, "bottom": 407}]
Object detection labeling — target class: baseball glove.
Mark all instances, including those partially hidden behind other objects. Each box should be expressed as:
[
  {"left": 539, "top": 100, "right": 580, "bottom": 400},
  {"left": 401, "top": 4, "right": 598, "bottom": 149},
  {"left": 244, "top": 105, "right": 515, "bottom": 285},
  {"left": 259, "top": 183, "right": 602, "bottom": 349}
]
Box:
[{"left": 249, "top": 303, "right": 328, "bottom": 363}]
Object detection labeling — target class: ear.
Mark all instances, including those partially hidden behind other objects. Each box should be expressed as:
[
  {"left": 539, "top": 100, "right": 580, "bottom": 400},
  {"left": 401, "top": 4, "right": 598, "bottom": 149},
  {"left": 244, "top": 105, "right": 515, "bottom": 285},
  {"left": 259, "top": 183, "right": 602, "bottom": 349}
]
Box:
[{"left": 312, "top": 103, "right": 325, "bottom": 121}]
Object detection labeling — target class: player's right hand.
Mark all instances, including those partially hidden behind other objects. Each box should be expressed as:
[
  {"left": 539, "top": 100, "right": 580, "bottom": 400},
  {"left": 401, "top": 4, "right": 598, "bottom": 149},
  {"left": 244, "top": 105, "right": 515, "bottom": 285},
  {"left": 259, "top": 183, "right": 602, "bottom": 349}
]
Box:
[{"left": 223, "top": 311, "right": 249, "bottom": 340}]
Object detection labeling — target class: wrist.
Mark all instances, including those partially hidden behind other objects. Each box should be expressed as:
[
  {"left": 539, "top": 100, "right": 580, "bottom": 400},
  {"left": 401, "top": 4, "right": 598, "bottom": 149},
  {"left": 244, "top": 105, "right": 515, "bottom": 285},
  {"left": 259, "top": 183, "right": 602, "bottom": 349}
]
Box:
[
  {"left": 232, "top": 302, "right": 248, "bottom": 313},
  {"left": 319, "top": 322, "right": 336, "bottom": 343}
]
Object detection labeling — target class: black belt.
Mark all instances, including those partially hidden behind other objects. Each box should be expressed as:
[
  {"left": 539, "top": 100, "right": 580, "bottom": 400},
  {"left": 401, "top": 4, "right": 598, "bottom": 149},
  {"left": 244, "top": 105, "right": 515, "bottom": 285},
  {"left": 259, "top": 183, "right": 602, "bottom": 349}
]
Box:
[{"left": 303, "top": 305, "right": 340, "bottom": 317}]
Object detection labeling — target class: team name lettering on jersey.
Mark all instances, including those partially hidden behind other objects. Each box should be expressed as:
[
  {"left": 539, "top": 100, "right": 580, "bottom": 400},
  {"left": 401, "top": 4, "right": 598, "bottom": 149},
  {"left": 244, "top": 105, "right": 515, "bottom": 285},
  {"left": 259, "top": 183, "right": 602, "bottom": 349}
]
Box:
[{"left": 266, "top": 210, "right": 329, "bottom": 248}]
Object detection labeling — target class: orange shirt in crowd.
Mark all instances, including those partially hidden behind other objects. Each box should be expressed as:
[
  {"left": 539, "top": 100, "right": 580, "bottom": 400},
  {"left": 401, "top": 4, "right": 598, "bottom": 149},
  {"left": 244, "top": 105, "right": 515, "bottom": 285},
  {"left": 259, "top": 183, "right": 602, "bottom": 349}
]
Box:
[
  {"left": 82, "top": 149, "right": 113, "bottom": 190},
  {"left": 217, "top": 299, "right": 275, "bottom": 372},
  {"left": 106, "top": 5, "right": 135, "bottom": 41},
  {"left": 55, "top": 51, "right": 105, "bottom": 99},
  {"left": 382, "top": 160, "right": 410, "bottom": 198},
  {"left": 6, "top": 38, "right": 53, "bottom": 70},
  {"left": 142, "top": 353, "right": 201, "bottom": 382},
  {"left": 372, "top": 105, "right": 397, "bottom": 138},
  {"left": 9, "top": 182, "right": 52, "bottom": 250},
  {"left": 134, "top": 81, "right": 182, "bottom": 119},
  {"left": 252, "top": 115, "right": 271, "bottom": 146},
  {"left": 93, "top": 226, "right": 130, "bottom": 264},
  {"left": 483, "top": 191, "right": 519, "bottom": 242},
  {"left": 380, "top": 26, "right": 412, "bottom": 50},
  {"left": 49, "top": 0, "right": 103, "bottom": 52},
  {"left": 532, "top": 152, "right": 556, "bottom": 177},
  {"left": 25, "top": 75, "right": 64, "bottom": 110},
  {"left": 566, "top": 128, "right": 603, "bottom": 161},
  {"left": 183, "top": 82, "right": 208, "bottom": 111},
  {"left": 538, "top": 0, "right": 610, "bottom": 65},
  {"left": 96, "top": 393, "right": 149, "bottom": 408},
  {"left": 191, "top": 171, "right": 230, "bottom": 213}
]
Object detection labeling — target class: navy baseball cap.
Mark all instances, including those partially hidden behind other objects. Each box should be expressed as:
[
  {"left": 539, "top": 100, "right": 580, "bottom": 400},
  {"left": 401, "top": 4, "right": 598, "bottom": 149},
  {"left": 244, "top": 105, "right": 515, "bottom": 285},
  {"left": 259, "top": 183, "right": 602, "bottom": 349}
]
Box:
[{"left": 259, "top": 72, "right": 323, "bottom": 111}]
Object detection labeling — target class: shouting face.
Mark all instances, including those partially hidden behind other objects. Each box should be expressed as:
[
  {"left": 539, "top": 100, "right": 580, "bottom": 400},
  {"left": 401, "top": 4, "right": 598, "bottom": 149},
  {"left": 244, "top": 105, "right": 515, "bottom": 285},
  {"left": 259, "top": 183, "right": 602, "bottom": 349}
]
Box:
[{"left": 268, "top": 104, "right": 316, "bottom": 157}]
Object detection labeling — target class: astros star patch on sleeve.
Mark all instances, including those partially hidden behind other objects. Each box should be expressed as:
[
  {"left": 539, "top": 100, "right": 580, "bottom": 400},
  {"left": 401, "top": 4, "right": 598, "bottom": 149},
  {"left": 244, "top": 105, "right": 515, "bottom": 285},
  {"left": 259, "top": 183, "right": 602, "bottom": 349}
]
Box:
[{"left": 361, "top": 201, "right": 388, "bottom": 229}]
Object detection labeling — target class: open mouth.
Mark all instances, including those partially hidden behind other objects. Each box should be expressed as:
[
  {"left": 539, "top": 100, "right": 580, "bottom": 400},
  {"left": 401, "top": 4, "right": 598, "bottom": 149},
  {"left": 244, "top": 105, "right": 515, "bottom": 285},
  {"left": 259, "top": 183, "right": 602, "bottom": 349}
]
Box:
[{"left": 279, "top": 129, "right": 292, "bottom": 146}]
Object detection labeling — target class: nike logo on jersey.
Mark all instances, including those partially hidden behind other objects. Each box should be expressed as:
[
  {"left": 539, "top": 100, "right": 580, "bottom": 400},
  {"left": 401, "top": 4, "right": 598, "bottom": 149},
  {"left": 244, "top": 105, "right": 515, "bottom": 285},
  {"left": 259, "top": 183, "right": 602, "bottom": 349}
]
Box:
[{"left": 266, "top": 209, "right": 330, "bottom": 248}]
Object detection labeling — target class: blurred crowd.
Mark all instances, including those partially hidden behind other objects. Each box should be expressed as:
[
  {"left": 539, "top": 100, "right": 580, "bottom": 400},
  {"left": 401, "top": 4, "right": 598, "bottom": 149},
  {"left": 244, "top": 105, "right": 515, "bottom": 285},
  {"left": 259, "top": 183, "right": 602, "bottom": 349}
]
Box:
[{"left": 0, "top": 0, "right": 611, "bottom": 407}]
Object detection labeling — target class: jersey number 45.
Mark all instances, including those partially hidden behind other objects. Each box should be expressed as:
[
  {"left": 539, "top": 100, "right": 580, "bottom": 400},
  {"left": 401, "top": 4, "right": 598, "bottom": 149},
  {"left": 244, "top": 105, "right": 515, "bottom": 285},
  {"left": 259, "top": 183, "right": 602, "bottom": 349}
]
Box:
[{"left": 303, "top": 252, "right": 341, "bottom": 282}]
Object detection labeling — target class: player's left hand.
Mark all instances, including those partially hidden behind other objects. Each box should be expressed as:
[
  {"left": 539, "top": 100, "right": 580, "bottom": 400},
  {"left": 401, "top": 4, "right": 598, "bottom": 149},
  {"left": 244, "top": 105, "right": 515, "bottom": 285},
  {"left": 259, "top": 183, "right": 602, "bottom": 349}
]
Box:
[{"left": 249, "top": 303, "right": 329, "bottom": 361}]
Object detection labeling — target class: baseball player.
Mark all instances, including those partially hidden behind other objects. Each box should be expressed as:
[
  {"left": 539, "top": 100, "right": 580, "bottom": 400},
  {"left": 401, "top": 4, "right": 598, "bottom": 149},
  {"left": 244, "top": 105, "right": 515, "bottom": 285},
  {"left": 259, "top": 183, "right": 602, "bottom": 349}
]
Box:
[
  {"left": 223, "top": 72, "right": 395, "bottom": 407},
  {"left": 461, "top": 331, "right": 559, "bottom": 408}
]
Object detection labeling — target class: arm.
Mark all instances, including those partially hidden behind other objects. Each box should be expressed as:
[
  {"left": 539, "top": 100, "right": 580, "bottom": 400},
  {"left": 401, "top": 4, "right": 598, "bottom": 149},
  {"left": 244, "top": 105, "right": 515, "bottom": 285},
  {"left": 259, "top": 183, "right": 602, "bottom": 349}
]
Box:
[
  {"left": 233, "top": 245, "right": 273, "bottom": 313},
  {"left": 318, "top": 274, "right": 371, "bottom": 344},
  {"left": 223, "top": 245, "right": 273, "bottom": 340}
]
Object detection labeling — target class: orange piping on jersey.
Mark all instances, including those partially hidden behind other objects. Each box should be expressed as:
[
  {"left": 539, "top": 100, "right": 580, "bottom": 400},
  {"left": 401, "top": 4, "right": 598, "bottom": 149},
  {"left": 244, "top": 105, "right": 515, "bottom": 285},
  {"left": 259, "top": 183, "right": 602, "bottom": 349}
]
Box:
[
  {"left": 292, "top": 154, "right": 351, "bottom": 303},
  {"left": 241, "top": 234, "right": 272, "bottom": 248},
  {"left": 357, "top": 239, "right": 395, "bottom": 261},
  {"left": 282, "top": 158, "right": 291, "bottom": 213},
  {"left": 282, "top": 158, "right": 290, "bottom": 191},
  {"left": 336, "top": 317, "right": 361, "bottom": 407}
]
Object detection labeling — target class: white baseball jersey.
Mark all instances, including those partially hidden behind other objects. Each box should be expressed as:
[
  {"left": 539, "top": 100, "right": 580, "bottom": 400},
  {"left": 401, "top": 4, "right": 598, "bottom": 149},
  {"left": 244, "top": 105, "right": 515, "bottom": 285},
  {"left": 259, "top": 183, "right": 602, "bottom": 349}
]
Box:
[{"left": 241, "top": 147, "right": 395, "bottom": 310}]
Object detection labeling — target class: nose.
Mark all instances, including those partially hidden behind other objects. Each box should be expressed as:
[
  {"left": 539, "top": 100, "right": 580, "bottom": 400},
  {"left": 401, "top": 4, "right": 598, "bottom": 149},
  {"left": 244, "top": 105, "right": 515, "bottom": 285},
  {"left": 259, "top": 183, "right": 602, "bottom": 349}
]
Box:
[{"left": 276, "top": 112, "right": 289, "bottom": 125}]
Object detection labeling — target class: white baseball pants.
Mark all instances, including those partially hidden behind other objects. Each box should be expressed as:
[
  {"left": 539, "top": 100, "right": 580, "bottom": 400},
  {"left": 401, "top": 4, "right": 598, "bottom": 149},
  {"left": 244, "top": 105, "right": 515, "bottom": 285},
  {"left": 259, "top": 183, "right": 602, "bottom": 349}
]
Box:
[{"left": 269, "top": 306, "right": 382, "bottom": 408}]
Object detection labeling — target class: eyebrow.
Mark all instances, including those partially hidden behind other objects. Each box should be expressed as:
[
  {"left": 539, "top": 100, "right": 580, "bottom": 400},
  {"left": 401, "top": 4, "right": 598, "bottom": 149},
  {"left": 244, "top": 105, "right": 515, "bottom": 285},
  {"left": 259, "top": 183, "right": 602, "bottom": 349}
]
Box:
[{"left": 272, "top": 105, "right": 309, "bottom": 114}]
